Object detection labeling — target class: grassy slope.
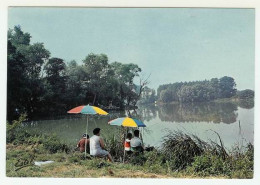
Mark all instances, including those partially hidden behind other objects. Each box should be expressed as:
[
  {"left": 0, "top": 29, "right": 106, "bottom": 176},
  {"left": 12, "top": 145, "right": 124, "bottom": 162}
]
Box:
[{"left": 6, "top": 144, "right": 228, "bottom": 178}]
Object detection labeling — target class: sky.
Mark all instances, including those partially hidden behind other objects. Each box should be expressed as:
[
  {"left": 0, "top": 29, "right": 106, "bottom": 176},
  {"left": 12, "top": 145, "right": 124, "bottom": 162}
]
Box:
[{"left": 8, "top": 7, "right": 255, "bottom": 90}]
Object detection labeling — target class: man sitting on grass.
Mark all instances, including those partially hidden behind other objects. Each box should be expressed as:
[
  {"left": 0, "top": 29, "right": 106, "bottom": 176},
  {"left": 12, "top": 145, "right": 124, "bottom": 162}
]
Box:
[
  {"left": 90, "top": 128, "right": 113, "bottom": 162},
  {"left": 130, "top": 130, "right": 144, "bottom": 154}
]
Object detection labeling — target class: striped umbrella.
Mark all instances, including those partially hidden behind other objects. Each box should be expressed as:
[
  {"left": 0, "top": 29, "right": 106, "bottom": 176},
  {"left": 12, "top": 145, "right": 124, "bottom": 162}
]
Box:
[
  {"left": 68, "top": 105, "right": 108, "bottom": 115},
  {"left": 108, "top": 117, "right": 146, "bottom": 127},
  {"left": 68, "top": 105, "right": 108, "bottom": 157}
]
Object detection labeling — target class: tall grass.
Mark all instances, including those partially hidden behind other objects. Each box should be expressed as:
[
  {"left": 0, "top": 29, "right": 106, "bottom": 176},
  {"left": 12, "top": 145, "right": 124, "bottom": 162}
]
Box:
[{"left": 159, "top": 131, "right": 253, "bottom": 178}]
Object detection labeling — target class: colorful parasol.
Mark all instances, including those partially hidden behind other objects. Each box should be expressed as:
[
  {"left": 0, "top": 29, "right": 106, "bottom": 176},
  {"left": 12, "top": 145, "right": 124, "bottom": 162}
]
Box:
[
  {"left": 68, "top": 104, "right": 108, "bottom": 158},
  {"left": 108, "top": 117, "right": 146, "bottom": 127},
  {"left": 67, "top": 105, "right": 108, "bottom": 115}
]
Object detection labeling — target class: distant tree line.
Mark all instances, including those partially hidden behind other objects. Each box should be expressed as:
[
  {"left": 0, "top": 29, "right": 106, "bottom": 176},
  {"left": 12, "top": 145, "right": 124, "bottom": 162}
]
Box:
[
  {"left": 138, "top": 86, "right": 156, "bottom": 105},
  {"left": 7, "top": 26, "right": 147, "bottom": 121},
  {"left": 157, "top": 76, "right": 245, "bottom": 103}
]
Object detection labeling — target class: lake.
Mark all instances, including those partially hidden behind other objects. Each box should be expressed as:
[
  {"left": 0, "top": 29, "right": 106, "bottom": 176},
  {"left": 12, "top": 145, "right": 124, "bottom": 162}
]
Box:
[{"left": 23, "top": 100, "right": 254, "bottom": 150}]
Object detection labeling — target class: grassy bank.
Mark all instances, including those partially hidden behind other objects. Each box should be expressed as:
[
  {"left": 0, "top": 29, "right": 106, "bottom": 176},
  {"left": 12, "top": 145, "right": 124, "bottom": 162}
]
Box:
[
  {"left": 6, "top": 115, "right": 253, "bottom": 178},
  {"left": 6, "top": 143, "right": 231, "bottom": 178}
]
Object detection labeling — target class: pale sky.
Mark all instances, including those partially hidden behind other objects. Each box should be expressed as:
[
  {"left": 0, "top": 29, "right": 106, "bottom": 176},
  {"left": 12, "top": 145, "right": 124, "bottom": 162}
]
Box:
[{"left": 8, "top": 7, "right": 255, "bottom": 90}]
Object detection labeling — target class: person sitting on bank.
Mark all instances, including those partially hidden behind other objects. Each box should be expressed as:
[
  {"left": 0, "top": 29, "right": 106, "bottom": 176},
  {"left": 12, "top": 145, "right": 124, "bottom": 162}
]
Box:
[
  {"left": 90, "top": 128, "right": 113, "bottom": 162},
  {"left": 130, "top": 130, "right": 144, "bottom": 153},
  {"left": 77, "top": 133, "right": 90, "bottom": 153},
  {"left": 124, "top": 133, "right": 133, "bottom": 155}
]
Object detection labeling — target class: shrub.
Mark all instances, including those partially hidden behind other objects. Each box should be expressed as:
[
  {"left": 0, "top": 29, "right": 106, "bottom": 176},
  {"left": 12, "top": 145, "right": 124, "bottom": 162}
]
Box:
[
  {"left": 129, "top": 153, "right": 147, "bottom": 166},
  {"left": 161, "top": 131, "right": 204, "bottom": 170},
  {"left": 42, "top": 134, "right": 70, "bottom": 154},
  {"left": 6, "top": 114, "right": 27, "bottom": 143},
  {"left": 143, "top": 150, "right": 168, "bottom": 174},
  {"left": 105, "top": 134, "right": 124, "bottom": 161},
  {"left": 189, "top": 153, "right": 231, "bottom": 176}
]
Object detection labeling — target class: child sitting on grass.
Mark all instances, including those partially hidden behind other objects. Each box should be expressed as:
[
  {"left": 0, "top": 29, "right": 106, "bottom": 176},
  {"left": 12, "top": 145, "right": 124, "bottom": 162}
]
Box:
[
  {"left": 125, "top": 133, "right": 133, "bottom": 155},
  {"left": 77, "top": 133, "right": 90, "bottom": 153}
]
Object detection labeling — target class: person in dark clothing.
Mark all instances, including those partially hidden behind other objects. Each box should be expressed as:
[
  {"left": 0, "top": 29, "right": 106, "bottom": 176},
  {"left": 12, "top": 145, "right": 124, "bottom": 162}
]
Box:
[{"left": 77, "top": 133, "right": 90, "bottom": 153}]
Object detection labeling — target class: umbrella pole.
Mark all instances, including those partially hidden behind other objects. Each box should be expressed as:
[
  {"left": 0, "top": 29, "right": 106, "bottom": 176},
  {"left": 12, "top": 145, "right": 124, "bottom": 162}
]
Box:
[
  {"left": 123, "top": 127, "right": 127, "bottom": 163},
  {"left": 140, "top": 127, "right": 144, "bottom": 148},
  {"left": 85, "top": 115, "right": 89, "bottom": 159}
]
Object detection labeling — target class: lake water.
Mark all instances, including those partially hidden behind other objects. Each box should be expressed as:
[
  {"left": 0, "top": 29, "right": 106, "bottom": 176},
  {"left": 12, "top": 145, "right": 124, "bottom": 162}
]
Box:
[{"left": 23, "top": 101, "right": 254, "bottom": 150}]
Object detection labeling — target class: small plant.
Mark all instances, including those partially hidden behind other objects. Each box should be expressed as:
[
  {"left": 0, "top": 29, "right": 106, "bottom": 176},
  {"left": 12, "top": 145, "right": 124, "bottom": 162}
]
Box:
[
  {"left": 105, "top": 134, "right": 124, "bottom": 161},
  {"left": 6, "top": 114, "right": 27, "bottom": 143}
]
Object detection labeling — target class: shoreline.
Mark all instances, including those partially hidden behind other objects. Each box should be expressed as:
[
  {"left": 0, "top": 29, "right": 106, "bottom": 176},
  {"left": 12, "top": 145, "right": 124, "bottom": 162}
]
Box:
[{"left": 156, "top": 97, "right": 254, "bottom": 105}]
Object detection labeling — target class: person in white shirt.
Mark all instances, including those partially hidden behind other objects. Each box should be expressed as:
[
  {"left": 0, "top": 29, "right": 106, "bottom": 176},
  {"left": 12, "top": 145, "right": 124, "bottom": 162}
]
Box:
[
  {"left": 130, "top": 130, "right": 144, "bottom": 153},
  {"left": 90, "top": 128, "right": 113, "bottom": 162}
]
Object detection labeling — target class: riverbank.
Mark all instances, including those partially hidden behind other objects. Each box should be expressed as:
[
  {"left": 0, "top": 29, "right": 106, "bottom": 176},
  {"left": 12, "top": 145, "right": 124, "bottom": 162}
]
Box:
[{"left": 6, "top": 117, "right": 253, "bottom": 178}]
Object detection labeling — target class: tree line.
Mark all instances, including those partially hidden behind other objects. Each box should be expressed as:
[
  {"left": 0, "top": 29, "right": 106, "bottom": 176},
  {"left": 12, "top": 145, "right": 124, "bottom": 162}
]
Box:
[
  {"left": 157, "top": 77, "right": 254, "bottom": 103},
  {"left": 7, "top": 26, "right": 147, "bottom": 121}
]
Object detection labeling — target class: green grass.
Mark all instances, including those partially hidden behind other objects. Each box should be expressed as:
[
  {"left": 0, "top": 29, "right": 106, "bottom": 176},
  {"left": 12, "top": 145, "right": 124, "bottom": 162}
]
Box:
[{"left": 6, "top": 115, "right": 254, "bottom": 178}]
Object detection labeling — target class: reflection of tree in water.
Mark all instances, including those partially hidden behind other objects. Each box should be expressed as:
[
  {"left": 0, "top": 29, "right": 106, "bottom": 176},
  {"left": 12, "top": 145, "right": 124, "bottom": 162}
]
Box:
[
  {"left": 133, "top": 105, "right": 157, "bottom": 122},
  {"left": 158, "top": 102, "right": 239, "bottom": 124},
  {"left": 236, "top": 99, "right": 254, "bottom": 109}
]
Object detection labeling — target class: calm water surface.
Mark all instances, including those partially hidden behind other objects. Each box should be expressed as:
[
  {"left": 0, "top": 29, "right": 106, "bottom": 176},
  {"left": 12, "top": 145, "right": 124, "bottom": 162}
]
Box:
[{"left": 23, "top": 101, "right": 254, "bottom": 150}]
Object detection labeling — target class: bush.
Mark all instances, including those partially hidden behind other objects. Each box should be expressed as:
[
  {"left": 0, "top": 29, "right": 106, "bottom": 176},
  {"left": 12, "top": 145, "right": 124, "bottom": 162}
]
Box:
[
  {"left": 143, "top": 150, "right": 168, "bottom": 174},
  {"left": 42, "top": 134, "right": 70, "bottom": 154},
  {"left": 105, "top": 134, "right": 124, "bottom": 161},
  {"left": 129, "top": 153, "right": 147, "bottom": 166},
  {"left": 6, "top": 114, "right": 27, "bottom": 143},
  {"left": 189, "top": 153, "right": 231, "bottom": 176},
  {"left": 161, "top": 131, "right": 204, "bottom": 170}
]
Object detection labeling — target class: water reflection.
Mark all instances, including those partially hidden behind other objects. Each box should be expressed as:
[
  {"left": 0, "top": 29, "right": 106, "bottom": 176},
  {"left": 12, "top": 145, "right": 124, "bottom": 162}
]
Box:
[
  {"left": 137, "top": 100, "right": 253, "bottom": 124},
  {"left": 23, "top": 100, "right": 254, "bottom": 148},
  {"left": 159, "top": 102, "right": 237, "bottom": 124}
]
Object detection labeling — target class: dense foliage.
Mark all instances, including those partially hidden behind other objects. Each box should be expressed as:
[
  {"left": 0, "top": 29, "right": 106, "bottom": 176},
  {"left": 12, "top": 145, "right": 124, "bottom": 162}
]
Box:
[
  {"left": 157, "top": 77, "right": 237, "bottom": 103},
  {"left": 236, "top": 89, "right": 254, "bottom": 99},
  {"left": 7, "top": 26, "right": 147, "bottom": 121}
]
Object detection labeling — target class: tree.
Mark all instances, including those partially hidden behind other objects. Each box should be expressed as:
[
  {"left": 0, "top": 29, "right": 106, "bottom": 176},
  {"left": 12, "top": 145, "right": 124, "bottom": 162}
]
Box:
[
  {"left": 7, "top": 40, "right": 27, "bottom": 120},
  {"left": 237, "top": 89, "right": 254, "bottom": 99},
  {"left": 7, "top": 26, "right": 149, "bottom": 120},
  {"left": 65, "top": 61, "right": 87, "bottom": 107},
  {"left": 110, "top": 62, "right": 141, "bottom": 107},
  {"left": 43, "top": 57, "right": 68, "bottom": 111},
  {"left": 83, "top": 53, "right": 110, "bottom": 105},
  {"left": 219, "top": 76, "right": 237, "bottom": 98},
  {"left": 7, "top": 26, "right": 50, "bottom": 120},
  {"left": 157, "top": 76, "right": 239, "bottom": 103},
  {"left": 133, "top": 73, "right": 151, "bottom": 106},
  {"left": 139, "top": 86, "right": 156, "bottom": 104},
  {"left": 160, "top": 89, "right": 173, "bottom": 103},
  {"left": 8, "top": 25, "right": 31, "bottom": 47}
]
